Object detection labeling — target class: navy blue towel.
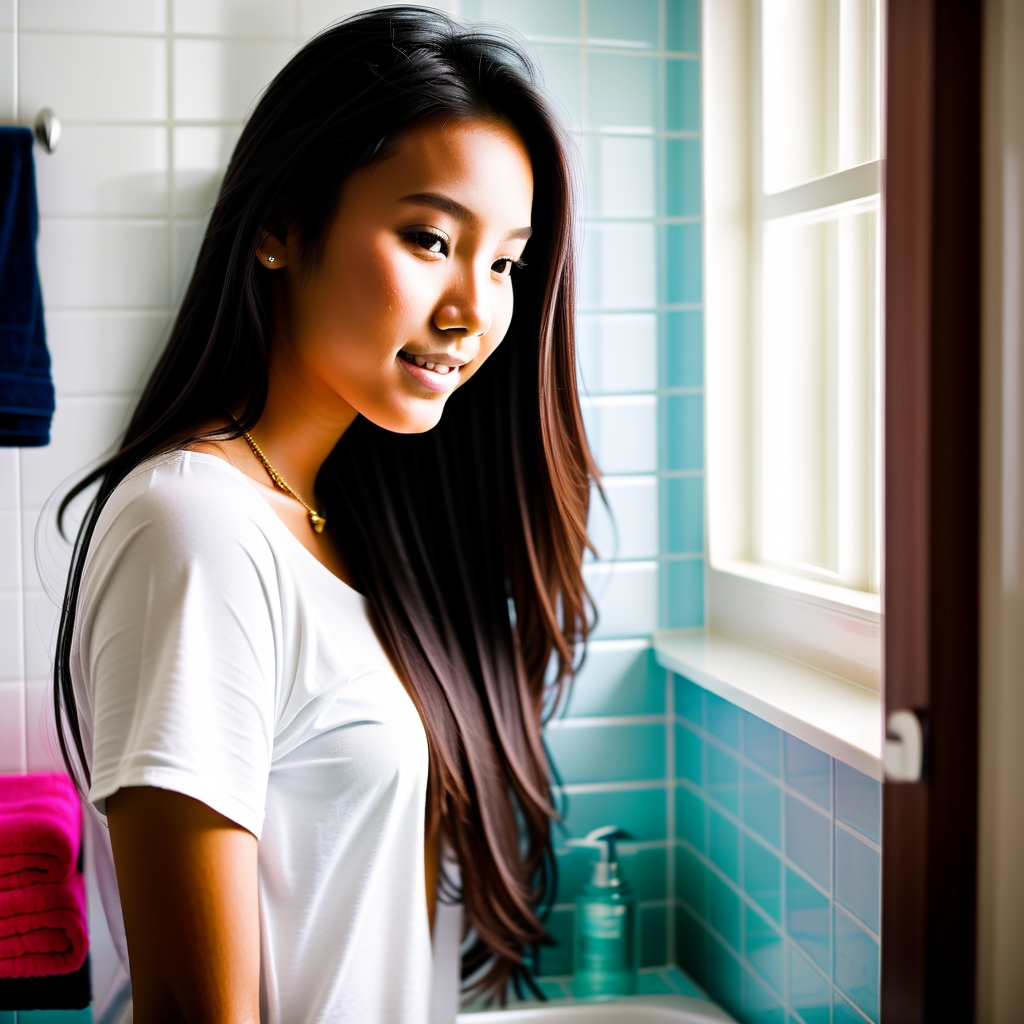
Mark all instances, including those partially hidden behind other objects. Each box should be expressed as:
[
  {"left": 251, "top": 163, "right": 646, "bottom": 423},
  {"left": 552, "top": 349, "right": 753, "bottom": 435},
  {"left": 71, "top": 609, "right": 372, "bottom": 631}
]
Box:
[{"left": 0, "top": 127, "right": 54, "bottom": 447}]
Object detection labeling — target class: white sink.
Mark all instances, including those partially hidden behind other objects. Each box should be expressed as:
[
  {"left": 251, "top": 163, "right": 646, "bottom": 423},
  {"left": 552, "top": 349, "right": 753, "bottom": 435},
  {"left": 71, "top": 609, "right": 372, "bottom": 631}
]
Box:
[{"left": 457, "top": 994, "right": 738, "bottom": 1023}]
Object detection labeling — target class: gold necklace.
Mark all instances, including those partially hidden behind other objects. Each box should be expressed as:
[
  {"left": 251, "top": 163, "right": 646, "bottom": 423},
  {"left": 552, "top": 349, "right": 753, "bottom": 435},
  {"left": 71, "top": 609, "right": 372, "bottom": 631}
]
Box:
[{"left": 242, "top": 431, "right": 327, "bottom": 534}]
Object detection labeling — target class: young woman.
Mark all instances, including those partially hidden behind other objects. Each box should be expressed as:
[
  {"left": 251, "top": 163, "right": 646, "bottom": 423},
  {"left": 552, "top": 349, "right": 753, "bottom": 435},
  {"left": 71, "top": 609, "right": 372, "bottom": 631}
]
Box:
[{"left": 52, "top": 7, "right": 595, "bottom": 1024}]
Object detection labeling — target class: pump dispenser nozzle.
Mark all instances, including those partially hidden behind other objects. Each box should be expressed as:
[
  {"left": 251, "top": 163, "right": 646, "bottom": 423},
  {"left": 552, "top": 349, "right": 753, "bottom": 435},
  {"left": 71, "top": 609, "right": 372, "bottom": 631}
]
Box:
[{"left": 566, "top": 826, "right": 630, "bottom": 887}]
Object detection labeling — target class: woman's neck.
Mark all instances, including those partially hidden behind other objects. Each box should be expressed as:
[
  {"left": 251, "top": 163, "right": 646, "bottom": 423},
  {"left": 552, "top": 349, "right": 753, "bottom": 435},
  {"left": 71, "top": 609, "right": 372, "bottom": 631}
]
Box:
[{"left": 246, "top": 338, "right": 360, "bottom": 499}]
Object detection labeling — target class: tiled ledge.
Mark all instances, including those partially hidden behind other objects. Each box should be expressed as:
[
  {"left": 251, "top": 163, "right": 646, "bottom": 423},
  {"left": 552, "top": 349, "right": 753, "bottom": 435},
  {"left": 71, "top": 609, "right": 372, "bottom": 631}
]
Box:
[{"left": 654, "top": 629, "right": 883, "bottom": 781}]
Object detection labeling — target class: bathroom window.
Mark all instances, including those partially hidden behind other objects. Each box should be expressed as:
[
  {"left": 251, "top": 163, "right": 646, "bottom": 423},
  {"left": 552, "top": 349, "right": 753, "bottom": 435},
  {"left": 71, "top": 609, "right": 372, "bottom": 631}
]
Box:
[{"left": 704, "top": 0, "right": 883, "bottom": 682}]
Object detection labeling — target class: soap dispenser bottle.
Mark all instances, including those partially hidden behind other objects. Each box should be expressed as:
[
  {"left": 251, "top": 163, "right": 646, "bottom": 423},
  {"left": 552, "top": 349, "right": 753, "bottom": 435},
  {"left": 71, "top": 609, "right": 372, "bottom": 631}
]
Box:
[{"left": 566, "top": 826, "right": 637, "bottom": 999}]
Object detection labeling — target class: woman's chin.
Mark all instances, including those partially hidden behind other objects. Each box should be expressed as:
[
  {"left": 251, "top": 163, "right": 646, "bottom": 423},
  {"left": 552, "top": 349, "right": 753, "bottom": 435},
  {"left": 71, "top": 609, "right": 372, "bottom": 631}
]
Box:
[{"left": 367, "top": 402, "right": 447, "bottom": 435}]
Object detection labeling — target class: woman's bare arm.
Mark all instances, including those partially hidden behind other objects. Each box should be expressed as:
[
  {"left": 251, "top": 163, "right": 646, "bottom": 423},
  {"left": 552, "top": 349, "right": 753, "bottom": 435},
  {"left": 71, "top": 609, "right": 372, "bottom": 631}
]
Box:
[{"left": 106, "top": 787, "right": 260, "bottom": 1024}]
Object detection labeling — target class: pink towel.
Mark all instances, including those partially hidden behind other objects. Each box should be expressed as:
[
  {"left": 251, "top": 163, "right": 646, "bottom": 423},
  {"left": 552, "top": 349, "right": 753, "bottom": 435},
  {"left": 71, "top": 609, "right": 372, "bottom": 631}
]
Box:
[
  {"left": 0, "top": 773, "right": 81, "bottom": 891},
  {"left": 0, "top": 869, "right": 88, "bottom": 978}
]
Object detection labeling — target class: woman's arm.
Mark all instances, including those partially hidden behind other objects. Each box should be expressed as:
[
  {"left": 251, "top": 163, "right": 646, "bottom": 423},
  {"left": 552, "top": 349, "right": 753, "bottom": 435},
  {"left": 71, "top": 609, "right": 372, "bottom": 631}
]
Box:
[{"left": 106, "top": 787, "right": 260, "bottom": 1024}]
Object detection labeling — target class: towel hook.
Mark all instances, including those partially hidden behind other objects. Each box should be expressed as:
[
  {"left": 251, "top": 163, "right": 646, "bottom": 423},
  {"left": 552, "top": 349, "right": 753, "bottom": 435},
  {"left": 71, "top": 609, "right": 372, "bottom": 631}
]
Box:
[{"left": 33, "top": 108, "right": 61, "bottom": 153}]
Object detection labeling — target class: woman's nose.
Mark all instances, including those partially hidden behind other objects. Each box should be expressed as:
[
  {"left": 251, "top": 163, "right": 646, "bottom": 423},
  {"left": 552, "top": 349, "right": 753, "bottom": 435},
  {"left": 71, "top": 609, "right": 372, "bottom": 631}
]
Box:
[{"left": 433, "top": 264, "right": 492, "bottom": 338}]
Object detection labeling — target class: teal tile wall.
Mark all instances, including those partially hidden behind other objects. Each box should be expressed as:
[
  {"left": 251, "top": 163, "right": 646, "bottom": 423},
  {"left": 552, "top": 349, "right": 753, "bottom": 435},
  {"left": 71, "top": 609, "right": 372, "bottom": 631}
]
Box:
[
  {"left": 460, "top": 0, "right": 705, "bottom": 982},
  {"left": 670, "top": 674, "right": 883, "bottom": 1024}
]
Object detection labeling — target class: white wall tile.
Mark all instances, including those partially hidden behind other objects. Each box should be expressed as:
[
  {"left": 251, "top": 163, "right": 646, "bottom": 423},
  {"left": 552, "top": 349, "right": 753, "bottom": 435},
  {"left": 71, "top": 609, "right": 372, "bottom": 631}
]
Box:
[
  {"left": 298, "top": 0, "right": 367, "bottom": 37},
  {"left": 578, "top": 313, "right": 657, "bottom": 395},
  {"left": 0, "top": 31, "right": 13, "bottom": 120},
  {"left": 84, "top": 821, "right": 127, "bottom": 1017},
  {"left": 588, "top": 475, "right": 658, "bottom": 561},
  {"left": 173, "top": 38, "right": 294, "bottom": 121},
  {"left": 20, "top": 396, "right": 132, "bottom": 507},
  {"left": 584, "top": 560, "right": 658, "bottom": 638},
  {"left": 579, "top": 222, "right": 657, "bottom": 310},
  {"left": 0, "top": 1, "right": 12, "bottom": 31},
  {"left": 564, "top": 638, "right": 651, "bottom": 715},
  {"left": 582, "top": 395, "right": 657, "bottom": 474},
  {"left": 531, "top": 44, "right": 583, "bottom": 132},
  {"left": 25, "top": 676, "right": 64, "bottom": 773},
  {"left": 0, "top": 450, "right": 18, "bottom": 509},
  {"left": 24, "top": 591, "right": 58, "bottom": 680},
  {"left": 173, "top": 124, "right": 240, "bottom": 215},
  {"left": 0, "top": 682, "right": 26, "bottom": 772},
  {"left": 47, "top": 310, "right": 168, "bottom": 397},
  {"left": 0, "top": 591, "right": 24, "bottom": 680},
  {"left": 26, "top": 503, "right": 77, "bottom": 605},
  {"left": 20, "top": 34, "right": 167, "bottom": 123},
  {"left": 174, "top": 0, "right": 296, "bottom": 38},
  {"left": 298, "top": 0, "right": 456, "bottom": 38},
  {"left": 20, "top": 508, "right": 40, "bottom": 593},
  {"left": 37, "top": 219, "right": 170, "bottom": 309},
  {"left": 20, "top": 0, "right": 166, "bottom": 33},
  {"left": 0, "top": 510, "right": 20, "bottom": 589},
  {"left": 585, "top": 135, "right": 656, "bottom": 219},
  {"left": 35, "top": 126, "right": 169, "bottom": 217}
]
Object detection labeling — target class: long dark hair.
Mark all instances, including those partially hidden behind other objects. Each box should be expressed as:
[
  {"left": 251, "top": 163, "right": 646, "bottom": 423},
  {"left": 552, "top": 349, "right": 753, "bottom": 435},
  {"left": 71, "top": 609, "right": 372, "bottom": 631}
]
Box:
[{"left": 53, "top": 6, "right": 596, "bottom": 1000}]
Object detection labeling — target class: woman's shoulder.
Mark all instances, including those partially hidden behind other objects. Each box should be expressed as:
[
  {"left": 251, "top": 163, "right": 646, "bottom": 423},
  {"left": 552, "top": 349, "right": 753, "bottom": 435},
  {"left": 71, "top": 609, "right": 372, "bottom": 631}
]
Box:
[
  {"left": 114, "top": 447, "right": 260, "bottom": 510},
  {"left": 96, "top": 448, "right": 279, "bottom": 557}
]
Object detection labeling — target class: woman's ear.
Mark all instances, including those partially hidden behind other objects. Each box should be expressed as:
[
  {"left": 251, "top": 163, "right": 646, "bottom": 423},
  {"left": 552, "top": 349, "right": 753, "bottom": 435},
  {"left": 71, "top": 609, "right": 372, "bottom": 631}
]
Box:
[{"left": 256, "top": 228, "right": 288, "bottom": 269}]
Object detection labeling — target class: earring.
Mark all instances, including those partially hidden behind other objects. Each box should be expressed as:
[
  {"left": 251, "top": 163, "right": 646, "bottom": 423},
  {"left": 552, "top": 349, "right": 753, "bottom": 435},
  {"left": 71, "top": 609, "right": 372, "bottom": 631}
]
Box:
[{"left": 266, "top": 255, "right": 276, "bottom": 264}]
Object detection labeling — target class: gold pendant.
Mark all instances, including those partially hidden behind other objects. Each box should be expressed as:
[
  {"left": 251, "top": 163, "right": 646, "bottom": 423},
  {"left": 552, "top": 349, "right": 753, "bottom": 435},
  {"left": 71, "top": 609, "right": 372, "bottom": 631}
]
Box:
[{"left": 308, "top": 510, "right": 327, "bottom": 534}]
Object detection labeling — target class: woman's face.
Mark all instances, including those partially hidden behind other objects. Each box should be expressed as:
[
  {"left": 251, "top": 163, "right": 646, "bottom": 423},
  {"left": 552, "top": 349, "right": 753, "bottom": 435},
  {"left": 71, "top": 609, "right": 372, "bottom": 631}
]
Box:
[{"left": 266, "top": 117, "right": 535, "bottom": 434}]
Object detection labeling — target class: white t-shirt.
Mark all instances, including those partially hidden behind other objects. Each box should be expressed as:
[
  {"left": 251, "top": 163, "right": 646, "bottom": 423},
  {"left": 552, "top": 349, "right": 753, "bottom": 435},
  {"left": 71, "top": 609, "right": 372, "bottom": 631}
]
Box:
[{"left": 71, "top": 449, "right": 436, "bottom": 1023}]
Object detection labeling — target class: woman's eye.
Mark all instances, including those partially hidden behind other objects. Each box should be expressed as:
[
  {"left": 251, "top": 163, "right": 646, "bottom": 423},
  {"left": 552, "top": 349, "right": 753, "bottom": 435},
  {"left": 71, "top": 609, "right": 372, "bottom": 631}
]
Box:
[
  {"left": 492, "top": 257, "right": 526, "bottom": 277},
  {"left": 406, "top": 230, "right": 448, "bottom": 256}
]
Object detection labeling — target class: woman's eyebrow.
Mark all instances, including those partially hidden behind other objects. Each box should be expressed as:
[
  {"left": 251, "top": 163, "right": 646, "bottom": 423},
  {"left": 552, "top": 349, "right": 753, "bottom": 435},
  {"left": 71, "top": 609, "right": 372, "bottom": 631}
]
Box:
[{"left": 399, "top": 192, "right": 533, "bottom": 241}]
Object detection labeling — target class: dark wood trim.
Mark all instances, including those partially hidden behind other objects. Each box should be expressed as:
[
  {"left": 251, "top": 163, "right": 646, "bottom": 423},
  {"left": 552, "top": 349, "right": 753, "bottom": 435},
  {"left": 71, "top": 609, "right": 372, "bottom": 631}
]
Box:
[{"left": 882, "top": 0, "right": 982, "bottom": 1021}]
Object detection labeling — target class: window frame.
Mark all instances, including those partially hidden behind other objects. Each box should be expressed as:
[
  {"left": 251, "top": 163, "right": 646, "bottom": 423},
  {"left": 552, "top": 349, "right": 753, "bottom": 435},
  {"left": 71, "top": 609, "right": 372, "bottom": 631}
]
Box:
[{"left": 702, "top": 0, "right": 883, "bottom": 691}]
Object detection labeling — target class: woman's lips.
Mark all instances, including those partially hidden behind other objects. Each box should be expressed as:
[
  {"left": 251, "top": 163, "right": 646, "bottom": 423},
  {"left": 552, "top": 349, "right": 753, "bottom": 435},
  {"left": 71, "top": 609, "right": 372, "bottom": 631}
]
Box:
[{"left": 398, "top": 352, "right": 462, "bottom": 394}]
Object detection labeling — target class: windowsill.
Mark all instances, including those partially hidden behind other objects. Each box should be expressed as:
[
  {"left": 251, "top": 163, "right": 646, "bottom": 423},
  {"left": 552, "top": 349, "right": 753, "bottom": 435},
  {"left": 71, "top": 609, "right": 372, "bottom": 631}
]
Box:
[
  {"left": 653, "top": 628, "right": 883, "bottom": 780},
  {"left": 712, "top": 558, "right": 881, "bottom": 618},
  {"left": 707, "top": 566, "right": 881, "bottom": 692}
]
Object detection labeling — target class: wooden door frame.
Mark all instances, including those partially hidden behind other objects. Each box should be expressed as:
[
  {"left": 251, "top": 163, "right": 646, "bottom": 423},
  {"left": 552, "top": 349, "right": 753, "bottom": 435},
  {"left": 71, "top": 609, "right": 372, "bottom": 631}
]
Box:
[{"left": 882, "top": 0, "right": 982, "bottom": 1020}]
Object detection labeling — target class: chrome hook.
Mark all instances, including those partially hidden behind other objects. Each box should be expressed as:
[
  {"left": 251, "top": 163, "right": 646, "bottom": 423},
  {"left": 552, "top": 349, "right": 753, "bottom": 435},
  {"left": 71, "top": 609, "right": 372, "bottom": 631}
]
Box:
[{"left": 33, "top": 108, "right": 61, "bottom": 153}]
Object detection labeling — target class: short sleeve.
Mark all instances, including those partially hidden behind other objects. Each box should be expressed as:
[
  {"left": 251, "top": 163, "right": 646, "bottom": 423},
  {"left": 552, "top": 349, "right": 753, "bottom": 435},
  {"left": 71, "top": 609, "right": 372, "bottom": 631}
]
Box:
[{"left": 77, "top": 464, "right": 280, "bottom": 839}]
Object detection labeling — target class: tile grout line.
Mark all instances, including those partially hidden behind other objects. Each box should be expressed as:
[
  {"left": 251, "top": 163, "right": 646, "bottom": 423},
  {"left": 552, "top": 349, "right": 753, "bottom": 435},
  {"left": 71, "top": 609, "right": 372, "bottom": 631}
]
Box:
[
  {"left": 834, "top": 815, "right": 881, "bottom": 853},
  {"left": 833, "top": 900, "right": 880, "bottom": 946},
  {"left": 834, "top": 985, "right": 876, "bottom": 1024}
]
